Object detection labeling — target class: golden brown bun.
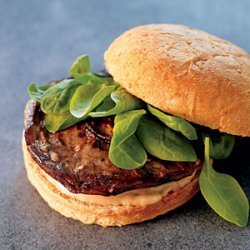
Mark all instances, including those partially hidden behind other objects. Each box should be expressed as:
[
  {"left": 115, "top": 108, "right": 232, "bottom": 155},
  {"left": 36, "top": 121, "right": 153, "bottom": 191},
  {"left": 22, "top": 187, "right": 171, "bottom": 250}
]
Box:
[
  {"left": 23, "top": 134, "right": 199, "bottom": 227},
  {"left": 105, "top": 24, "right": 250, "bottom": 136}
]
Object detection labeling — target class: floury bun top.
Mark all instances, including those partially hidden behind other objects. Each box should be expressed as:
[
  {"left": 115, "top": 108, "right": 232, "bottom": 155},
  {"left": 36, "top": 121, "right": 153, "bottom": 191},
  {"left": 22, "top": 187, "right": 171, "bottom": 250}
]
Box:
[{"left": 105, "top": 24, "right": 250, "bottom": 137}]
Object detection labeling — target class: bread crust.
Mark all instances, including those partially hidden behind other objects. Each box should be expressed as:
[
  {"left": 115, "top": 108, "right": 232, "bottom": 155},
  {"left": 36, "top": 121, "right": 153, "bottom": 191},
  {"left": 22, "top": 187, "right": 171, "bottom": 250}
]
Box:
[
  {"left": 23, "top": 134, "right": 199, "bottom": 227},
  {"left": 105, "top": 24, "right": 250, "bottom": 136}
]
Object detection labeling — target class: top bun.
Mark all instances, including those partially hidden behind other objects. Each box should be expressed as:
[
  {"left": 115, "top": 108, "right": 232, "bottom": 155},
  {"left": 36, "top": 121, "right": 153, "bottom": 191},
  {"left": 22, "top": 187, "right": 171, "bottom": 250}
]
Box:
[{"left": 105, "top": 24, "right": 250, "bottom": 137}]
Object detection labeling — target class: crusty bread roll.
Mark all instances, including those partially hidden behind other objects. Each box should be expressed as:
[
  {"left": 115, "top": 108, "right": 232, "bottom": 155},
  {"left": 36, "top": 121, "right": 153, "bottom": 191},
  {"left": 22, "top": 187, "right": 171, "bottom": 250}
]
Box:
[
  {"left": 23, "top": 133, "right": 199, "bottom": 227},
  {"left": 105, "top": 24, "right": 250, "bottom": 136}
]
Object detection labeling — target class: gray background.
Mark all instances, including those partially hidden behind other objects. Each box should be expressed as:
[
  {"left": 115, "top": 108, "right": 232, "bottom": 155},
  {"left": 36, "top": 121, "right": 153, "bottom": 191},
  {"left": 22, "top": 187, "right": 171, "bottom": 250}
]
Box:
[{"left": 0, "top": 0, "right": 249, "bottom": 249}]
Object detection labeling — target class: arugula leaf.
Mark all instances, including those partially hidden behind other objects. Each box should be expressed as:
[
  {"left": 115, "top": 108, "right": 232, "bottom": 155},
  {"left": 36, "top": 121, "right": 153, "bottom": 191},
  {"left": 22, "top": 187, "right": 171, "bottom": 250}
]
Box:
[
  {"left": 148, "top": 104, "right": 198, "bottom": 140},
  {"left": 90, "top": 87, "right": 142, "bottom": 117},
  {"left": 69, "top": 82, "right": 117, "bottom": 118},
  {"left": 28, "top": 82, "right": 53, "bottom": 102},
  {"left": 44, "top": 111, "right": 83, "bottom": 132},
  {"left": 109, "top": 110, "right": 147, "bottom": 169},
  {"left": 137, "top": 116, "right": 197, "bottom": 162},
  {"left": 41, "top": 79, "right": 80, "bottom": 114},
  {"left": 199, "top": 137, "right": 249, "bottom": 227},
  {"left": 203, "top": 133, "right": 235, "bottom": 159},
  {"left": 69, "top": 55, "right": 91, "bottom": 78}
]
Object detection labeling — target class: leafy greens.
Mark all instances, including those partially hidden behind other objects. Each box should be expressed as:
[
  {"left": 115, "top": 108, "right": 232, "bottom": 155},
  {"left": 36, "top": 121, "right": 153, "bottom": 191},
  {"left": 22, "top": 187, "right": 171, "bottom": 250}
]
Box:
[
  {"left": 199, "top": 138, "right": 249, "bottom": 227},
  {"left": 148, "top": 104, "right": 198, "bottom": 140},
  {"left": 203, "top": 133, "right": 235, "bottom": 159},
  {"left": 137, "top": 116, "right": 197, "bottom": 162},
  {"left": 109, "top": 110, "right": 147, "bottom": 169},
  {"left": 69, "top": 82, "right": 117, "bottom": 118}
]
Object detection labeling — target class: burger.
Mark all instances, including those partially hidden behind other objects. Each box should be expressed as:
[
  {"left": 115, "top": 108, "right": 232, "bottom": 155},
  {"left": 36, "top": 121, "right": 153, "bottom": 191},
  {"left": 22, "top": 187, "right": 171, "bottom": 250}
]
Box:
[{"left": 22, "top": 24, "right": 249, "bottom": 227}]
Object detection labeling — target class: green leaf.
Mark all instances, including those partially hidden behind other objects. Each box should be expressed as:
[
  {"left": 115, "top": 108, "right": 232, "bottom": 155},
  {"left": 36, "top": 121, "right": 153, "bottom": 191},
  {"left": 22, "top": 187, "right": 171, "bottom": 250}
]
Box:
[
  {"left": 73, "top": 72, "right": 107, "bottom": 84},
  {"left": 28, "top": 82, "right": 53, "bottom": 102},
  {"left": 90, "top": 87, "right": 142, "bottom": 117},
  {"left": 69, "top": 82, "right": 117, "bottom": 118},
  {"left": 109, "top": 110, "right": 147, "bottom": 169},
  {"left": 203, "top": 133, "right": 235, "bottom": 159},
  {"left": 69, "top": 55, "right": 91, "bottom": 78},
  {"left": 68, "top": 54, "right": 116, "bottom": 85},
  {"left": 44, "top": 111, "right": 83, "bottom": 132},
  {"left": 148, "top": 104, "right": 198, "bottom": 140},
  {"left": 136, "top": 116, "right": 197, "bottom": 162},
  {"left": 199, "top": 137, "right": 249, "bottom": 227},
  {"left": 41, "top": 79, "right": 80, "bottom": 114}
]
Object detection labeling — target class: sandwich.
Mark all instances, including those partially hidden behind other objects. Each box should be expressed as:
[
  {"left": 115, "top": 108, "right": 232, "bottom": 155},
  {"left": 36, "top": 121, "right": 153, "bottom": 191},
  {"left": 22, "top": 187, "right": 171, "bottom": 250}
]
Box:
[{"left": 22, "top": 24, "right": 249, "bottom": 227}]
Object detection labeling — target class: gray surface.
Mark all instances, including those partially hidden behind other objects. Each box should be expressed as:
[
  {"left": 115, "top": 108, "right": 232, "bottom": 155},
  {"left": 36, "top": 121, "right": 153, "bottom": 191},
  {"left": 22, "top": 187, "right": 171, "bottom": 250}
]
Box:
[{"left": 0, "top": 0, "right": 249, "bottom": 249}]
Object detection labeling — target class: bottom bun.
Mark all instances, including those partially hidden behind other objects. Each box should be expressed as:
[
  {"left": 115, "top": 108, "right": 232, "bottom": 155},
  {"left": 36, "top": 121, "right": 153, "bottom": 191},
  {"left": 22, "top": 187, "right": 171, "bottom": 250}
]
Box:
[{"left": 23, "top": 134, "right": 200, "bottom": 227}]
